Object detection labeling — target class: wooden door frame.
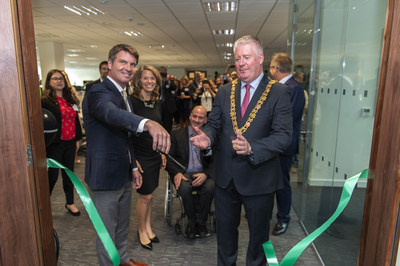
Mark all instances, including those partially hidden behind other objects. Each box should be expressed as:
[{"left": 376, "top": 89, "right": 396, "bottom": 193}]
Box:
[
  {"left": 0, "top": 0, "right": 56, "bottom": 265},
  {"left": 358, "top": 0, "right": 400, "bottom": 265}
]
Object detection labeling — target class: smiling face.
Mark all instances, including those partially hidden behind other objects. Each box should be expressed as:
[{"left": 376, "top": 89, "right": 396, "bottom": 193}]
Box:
[
  {"left": 234, "top": 42, "right": 264, "bottom": 83},
  {"left": 140, "top": 69, "right": 156, "bottom": 95},
  {"left": 108, "top": 50, "right": 137, "bottom": 87},
  {"left": 189, "top": 106, "right": 208, "bottom": 130}
]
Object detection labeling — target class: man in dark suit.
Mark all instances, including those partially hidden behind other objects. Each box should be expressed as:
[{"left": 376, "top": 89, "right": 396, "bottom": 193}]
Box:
[
  {"left": 190, "top": 35, "right": 293, "bottom": 266},
  {"left": 269, "top": 53, "right": 305, "bottom": 236},
  {"left": 166, "top": 106, "right": 215, "bottom": 239},
  {"left": 188, "top": 71, "right": 203, "bottom": 108},
  {"left": 83, "top": 44, "right": 170, "bottom": 266},
  {"left": 159, "top": 66, "right": 177, "bottom": 133},
  {"left": 84, "top": 60, "right": 108, "bottom": 96}
]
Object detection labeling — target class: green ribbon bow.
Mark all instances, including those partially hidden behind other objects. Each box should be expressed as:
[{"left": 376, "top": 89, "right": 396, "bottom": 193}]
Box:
[
  {"left": 264, "top": 169, "right": 368, "bottom": 266},
  {"left": 47, "top": 158, "right": 120, "bottom": 265}
]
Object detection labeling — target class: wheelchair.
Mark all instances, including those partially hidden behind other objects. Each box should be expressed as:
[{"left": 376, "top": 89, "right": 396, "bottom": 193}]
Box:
[{"left": 164, "top": 176, "right": 216, "bottom": 237}]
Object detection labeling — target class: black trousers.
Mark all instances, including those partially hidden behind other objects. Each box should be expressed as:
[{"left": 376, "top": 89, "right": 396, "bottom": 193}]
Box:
[
  {"left": 177, "top": 177, "right": 215, "bottom": 226},
  {"left": 215, "top": 181, "right": 274, "bottom": 266},
  {"left": 46, "top": 139, "right": 76, "bottom": 204}
]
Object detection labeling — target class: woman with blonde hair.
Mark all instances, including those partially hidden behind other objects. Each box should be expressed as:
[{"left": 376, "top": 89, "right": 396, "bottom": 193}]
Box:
[{"left": 129, "top": 65, "right": 166, "bottom": 250}]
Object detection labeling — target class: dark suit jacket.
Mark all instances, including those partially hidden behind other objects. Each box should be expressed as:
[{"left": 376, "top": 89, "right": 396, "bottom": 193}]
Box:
[
  {"left": 283, "top": 76, "right": 305, "bottom": 156},
  {"left": 166, "top": 126, "right": 213, "bottom": 180},
  {"left": 160, "top": 79, "right": 177, "bottom": 113},
  {"left": 42, "top": 99, "right": 82, "bottom": 143},
  {"left": 203, "top": 74, "right": 292, "bottom": 196},
  {"left": 84, "top": 79, "right": 101, "bottom": 96},
  {"left": 82, "top": 77, "right": 144, "bottom": 190}
]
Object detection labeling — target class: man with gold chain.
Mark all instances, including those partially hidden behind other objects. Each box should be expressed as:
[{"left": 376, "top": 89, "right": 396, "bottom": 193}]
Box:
[{"left": 190, "top": 35, "right": 293, "bottom": 266}]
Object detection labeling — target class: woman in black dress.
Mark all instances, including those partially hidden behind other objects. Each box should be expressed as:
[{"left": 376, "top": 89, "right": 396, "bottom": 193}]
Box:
[
  {"left": 42, "top": 69, "right": 82, "bottom": 216},
  {"left": 129, "top": 65, "right": 166, "bottom": 250}
]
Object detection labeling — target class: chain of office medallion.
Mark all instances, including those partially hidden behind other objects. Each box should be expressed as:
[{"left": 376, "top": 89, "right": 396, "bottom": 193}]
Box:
[{"left": 230, "top": 79, "right": 276, "bottom": 134}]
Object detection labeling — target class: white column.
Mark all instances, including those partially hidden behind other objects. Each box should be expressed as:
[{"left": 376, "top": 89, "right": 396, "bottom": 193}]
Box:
[{"left": 37, "top": 41, "right": 65, "bottom": 82}]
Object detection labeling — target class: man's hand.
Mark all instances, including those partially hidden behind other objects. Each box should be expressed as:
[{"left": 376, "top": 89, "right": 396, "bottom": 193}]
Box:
[
  {"left": 144, "top": 120, "right": 170, "bottom": 154},
  {"left": 192, "top": 173, "right": 207, "bottom": 187},
  {"left": 232, "top": 130, "right": 252, "bottom": 155},
  {"left": 132, "top": 169, "right": 143, "bottom": 189},
  {"left": 174, "top": 173, "right": 188, "bottom": 190},
  {"left": 189, "top": 126, "right": 210, "bottom": 150}
]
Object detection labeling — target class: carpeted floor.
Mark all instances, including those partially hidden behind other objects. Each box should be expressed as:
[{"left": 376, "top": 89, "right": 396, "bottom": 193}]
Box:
[{"left": 50, "top": 156, "right": 323, "bottom": 265}]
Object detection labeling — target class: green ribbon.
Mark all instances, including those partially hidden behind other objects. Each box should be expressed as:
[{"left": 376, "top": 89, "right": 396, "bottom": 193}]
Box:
[
  {"left": 264, "top": 169, "right": 369, "bottom": 266},
  {"left": 47, "top": 158, "right": 120, "bottom": 266}
]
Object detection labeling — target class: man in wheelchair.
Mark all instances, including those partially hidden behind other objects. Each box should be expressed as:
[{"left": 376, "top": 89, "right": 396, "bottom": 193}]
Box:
[{"left": 166, "top": 106, "right": 215, "bottom": 239}]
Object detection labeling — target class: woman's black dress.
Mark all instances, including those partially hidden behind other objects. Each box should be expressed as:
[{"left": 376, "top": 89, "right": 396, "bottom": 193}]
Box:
[{"left": 130, "top": 97, "right": 163, "bottom": 195}]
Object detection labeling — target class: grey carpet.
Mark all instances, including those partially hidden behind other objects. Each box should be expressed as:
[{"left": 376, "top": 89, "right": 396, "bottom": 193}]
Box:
[{"left": 50, "top": 157, "right": 322, "bottom": 265}]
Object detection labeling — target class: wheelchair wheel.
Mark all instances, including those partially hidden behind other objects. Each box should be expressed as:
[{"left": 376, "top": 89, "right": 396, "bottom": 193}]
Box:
[
  {"left": 175, "top": 222, "right": 182, "bottom": 235},
  {"left": 164, "top": 177, "right": 173, "bottom": 226}
]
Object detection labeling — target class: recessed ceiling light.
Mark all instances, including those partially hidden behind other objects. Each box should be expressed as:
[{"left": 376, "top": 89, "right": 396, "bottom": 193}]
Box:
[
  {"left": 64, "top": 5, "right": 106, "bottom": 16},
  {"left": 123, "top": 30, "right": 143, "bottom": 37},
  {"left": 216, "top": 43, "right": 233, "bottom": 48},
  {"left": 212, "top": 29, "right": 235, "bottom": 35},
  {"left": 68, "top": 49, "right": 83, "bottom": 52},
  {"left": 66, "top": 54, "right": 80, "bottom": 57},
  {"left": 204, "top": 2, "right": 237, "bottom": 12}
]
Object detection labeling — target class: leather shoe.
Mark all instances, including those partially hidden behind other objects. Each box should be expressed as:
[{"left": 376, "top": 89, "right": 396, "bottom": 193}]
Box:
[
  {"left": 149, "top": 235, "right": 160, "bottom": 243},
  {"left": 197, "top": 223, "right": 210, "bottom": 237},
  {"left": 137, "top": 231, "right": 152, "bottom": 250},
  {"left": 65, "top": 204, "right": 80, "bottom": 216},
  {"left": 185, "top": 224, "right": 196, "bottom": 239},
  {"left": 120, "top": 259, "right": 148, "bottom": 266},
  {"left": 273, "top": 222, "right": 288, "bottom": 236}
]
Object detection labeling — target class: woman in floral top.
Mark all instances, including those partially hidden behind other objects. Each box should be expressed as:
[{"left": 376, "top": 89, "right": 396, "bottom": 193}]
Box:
[{"left": 42, "top": 69, "right": 82, "bottom": 216}]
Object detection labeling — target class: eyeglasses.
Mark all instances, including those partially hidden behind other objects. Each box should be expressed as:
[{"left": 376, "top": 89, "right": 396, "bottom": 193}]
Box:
[{"left": 51, "top": 77, "right": 64, "bottom": 81}]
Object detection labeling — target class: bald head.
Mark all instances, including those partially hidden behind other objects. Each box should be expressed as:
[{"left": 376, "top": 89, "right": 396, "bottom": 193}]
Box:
[{"left": 189, "top": 106, "right": 208, "bottom": 130}]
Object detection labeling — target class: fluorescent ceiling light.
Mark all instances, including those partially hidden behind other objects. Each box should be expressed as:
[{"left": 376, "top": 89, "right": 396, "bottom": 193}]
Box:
[
  {"left": 204, "top": 2, "right": 237, "bottom": 12},
  {"left": 212, "top": 29, "right": 235, "bottom": 35},
  {"left": 68, "top": 49, "right": 83, "bottom": 52},
  {"left": 216, "top": 43, "right": 233, "bottom": 48},
  {"left": 64, "top": 5, "right": 106, "bottom": 16},
  {"left": 123, "top": 31, "right": 143, "bottom": 37},
  {"left": 64, "top": 6, "right": 81, "bottom": 15}
]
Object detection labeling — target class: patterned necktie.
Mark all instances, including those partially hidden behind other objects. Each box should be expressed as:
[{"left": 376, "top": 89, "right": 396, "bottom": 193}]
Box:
[
  {"left": 122, "top": 89, "right": 132, "bottom": 112},
  {"left": 241, "top": 84, "right": 251, "bottom": 119}
]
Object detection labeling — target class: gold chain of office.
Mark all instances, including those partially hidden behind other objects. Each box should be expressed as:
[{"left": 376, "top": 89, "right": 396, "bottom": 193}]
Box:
[{"left": 230, "top": 79, "right": 276, "bottom": 134}]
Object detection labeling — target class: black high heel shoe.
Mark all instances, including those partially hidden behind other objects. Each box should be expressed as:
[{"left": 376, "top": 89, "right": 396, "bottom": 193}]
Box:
[
  {"left": 149, "top": 235, "right": 160, "bottom": 243},
  {"left": 137, "top": 231, "right": 152, "bottom": 250},
  {"left": 65, "top": 204, "right": 80, "bottom": 216}
]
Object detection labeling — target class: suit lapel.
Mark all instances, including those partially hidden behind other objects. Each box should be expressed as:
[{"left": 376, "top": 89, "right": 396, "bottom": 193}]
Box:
[{"left": 105, "top": 78, "right": 128, "bottom": 110}]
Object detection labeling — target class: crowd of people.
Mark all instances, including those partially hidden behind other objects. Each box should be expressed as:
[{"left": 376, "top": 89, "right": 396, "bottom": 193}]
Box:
[{"left": 41, "top": 35, "right": 305, "bottom": 266}]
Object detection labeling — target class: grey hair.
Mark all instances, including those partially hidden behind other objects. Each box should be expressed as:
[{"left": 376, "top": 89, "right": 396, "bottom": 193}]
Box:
[{"left": 233, "top": 35, "right": 263, "bottom": 55}]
